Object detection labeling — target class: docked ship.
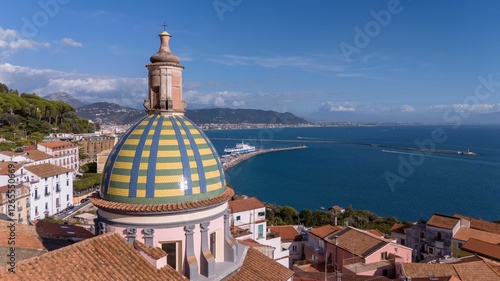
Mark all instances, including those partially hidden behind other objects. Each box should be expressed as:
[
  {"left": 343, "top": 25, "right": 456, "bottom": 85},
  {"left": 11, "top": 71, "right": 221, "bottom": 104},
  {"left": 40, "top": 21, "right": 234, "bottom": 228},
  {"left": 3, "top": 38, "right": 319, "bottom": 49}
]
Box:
[{"left": 224, "top": 141, "right": 256, "bottom": 154}]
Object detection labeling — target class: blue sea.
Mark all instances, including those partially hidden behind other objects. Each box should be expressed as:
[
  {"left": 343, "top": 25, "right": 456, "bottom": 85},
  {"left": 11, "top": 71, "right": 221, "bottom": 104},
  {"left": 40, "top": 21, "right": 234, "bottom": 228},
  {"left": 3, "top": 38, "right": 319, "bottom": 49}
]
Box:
[{"left": 205, "top": 125, "right": 500, "bottom": 222}]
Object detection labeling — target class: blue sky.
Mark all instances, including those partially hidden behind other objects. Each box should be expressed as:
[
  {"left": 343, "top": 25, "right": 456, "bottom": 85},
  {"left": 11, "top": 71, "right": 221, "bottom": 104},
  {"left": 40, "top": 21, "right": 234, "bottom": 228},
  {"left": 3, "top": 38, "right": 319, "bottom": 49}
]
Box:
[{"left": 1, "top": 0, "right": 500, "bottom": 122}]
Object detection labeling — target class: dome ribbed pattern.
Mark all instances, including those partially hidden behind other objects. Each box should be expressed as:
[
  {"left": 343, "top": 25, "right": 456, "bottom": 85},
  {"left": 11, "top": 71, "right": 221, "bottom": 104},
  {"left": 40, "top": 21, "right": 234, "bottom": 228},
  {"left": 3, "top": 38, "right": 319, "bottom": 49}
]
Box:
[{"left": 101, "top": 115, "right": 226, "bottom": 204}]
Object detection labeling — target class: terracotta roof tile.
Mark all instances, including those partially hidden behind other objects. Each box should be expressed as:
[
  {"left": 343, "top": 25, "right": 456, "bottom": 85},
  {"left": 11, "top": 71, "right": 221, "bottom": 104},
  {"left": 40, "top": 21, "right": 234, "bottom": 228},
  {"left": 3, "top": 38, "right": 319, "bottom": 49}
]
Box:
[
  {"left": 34, "top": 221, "right": 95, "bottom": 240},
  {"left": 427, "top": 214, "right": 461, "bottom": 230},
  {"left": 90, "top": 187, "right": 234, "bottom": 213},
  {"left": 24, "top": 163, "right": 72, "bottom": 178},
  {"left": 0, "top": 220, "right": 45, "bottom": 250},
  {"left": 326, "top": 227, "right": 388, "bottom": 258},
  {"left": 38, "top": 141, "right": 77, "bottom": 149},
  {"left": 309, "top": 225, "right": 343, "bottom": 239},
  {"left": 400, "top": 260, "right": 500, "bottom": 281},
  {"left": 0, "top": 162, "right": 22, "bottom": 175},
  {"left": 461, "top": 238, "right": 500, "bottom": 260},
  {"left": 24, "top": 150, "right": 52, "bottom": 161},
  {"left": 453, "top": 227, "right": 500, "bottom": 244},
  {"left": 391, "top": 222, "right": 409, "bottom": 234},
  {"left": 0, "top": 151, "right": 21, "bottom": 157},
  {"left": 228, "top": 197, "right": 265, "bottom": 213},
  {"left": 0, "top": 232, "right": 187, "bottom": 281},
  {"left": 228, "top": 247, "right": 293, "bottom": 281},
  {"left": 268, "top": 225, "right": 302, "bottom": 242},
  {"left": 453, "top": 214, "right": 500, "bottom": 235},
  {"left": 134, "top": 240, "right": 167, "bottom": 260}
]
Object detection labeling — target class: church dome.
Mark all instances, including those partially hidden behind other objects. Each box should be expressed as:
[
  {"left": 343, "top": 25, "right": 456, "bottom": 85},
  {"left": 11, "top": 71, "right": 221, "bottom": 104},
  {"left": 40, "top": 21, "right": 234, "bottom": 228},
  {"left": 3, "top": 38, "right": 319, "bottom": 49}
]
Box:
[{"left": 99, "top": 114, "right": 226, "bottom": 205}]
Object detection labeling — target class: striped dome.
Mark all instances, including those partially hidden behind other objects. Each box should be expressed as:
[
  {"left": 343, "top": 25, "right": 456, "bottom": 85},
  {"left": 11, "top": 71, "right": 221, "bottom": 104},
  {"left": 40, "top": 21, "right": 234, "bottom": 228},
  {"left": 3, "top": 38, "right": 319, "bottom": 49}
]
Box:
[{"left": 101, "top": 114, "right": 226, "bottom": 205}]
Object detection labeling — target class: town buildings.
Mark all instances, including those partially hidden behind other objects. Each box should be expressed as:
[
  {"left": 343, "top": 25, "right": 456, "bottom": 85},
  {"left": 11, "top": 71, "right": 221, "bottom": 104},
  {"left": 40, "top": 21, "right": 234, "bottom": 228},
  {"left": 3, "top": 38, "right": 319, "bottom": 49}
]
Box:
[
  {"left": 24, "top": 163, "right": 73, "bottom": 220},
  {"left": 36, "top": 141, "right": 79, "bottom": 176},
  {"left": 391, "top": 213, "right": 500, "bottom": 263},
  {"left": 228, "top": 197, "right": 291, "bottom": 268}
]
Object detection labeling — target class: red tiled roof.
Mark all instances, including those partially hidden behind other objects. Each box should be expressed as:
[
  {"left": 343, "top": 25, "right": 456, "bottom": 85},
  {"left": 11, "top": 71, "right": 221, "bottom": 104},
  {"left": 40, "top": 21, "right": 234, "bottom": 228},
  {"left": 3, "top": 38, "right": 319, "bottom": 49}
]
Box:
[
  {"left": 453, "top": 214, "right": 500, "bottom": 235},
  {"left": 0, "top": 233, "right": 187, "bottom": 280},
  {"left": 0, "top": 151, "right": 21, "bottom": 157},
  {"left": 268, "top": 225, "right": 302, "bottom": 242},
  {"left": 453, "top": 227, "right": 500, "bottom": 244},
  {"left": 228, "top": 197, "right": 265, "bottom": 213},
  {"left": 427, "top": 214, "right": 460, "bottom": 230},
  {"left": 0, "top": 162, "right": 21, "bottom": 175},
  {"left": 91, "top": 187, "right": 234, "bottom": 213},
  {"left": 400, "top": 260, "right": 500, "bottom": 280},
  {"left": 367, "top": 229, "right": 385, "bottom": 238},
  {"left": 309, "top": 225, "right": 343, "bottom": 239},
  {"left": 0, "top": 220, "right": 45, "bottom": 250},
  {"left": 24, "top": 163, "right": 72, "bottom": 178},
  {"left": 228, "top": 247, "right": 293, "bottom": 281},
  {"left": 390, "top": 222, "right": 408, "bottom": 234},
  {"left": 327, "top": 227, "right": 388, "bottom": 258},
  {"left": 461, "top": 238, "right": 500, "bottom": 260},
  {"left": 134, "top": 240, "right": 167, "bottom": 260},
  {"left": 38, "top": 141, "right": 77, "bottom": 149},
  {"left": 24, "top": 150, "right": 52, "bottom": 161},
  {"left": 34, "top": 221, "right": 95, "bottom": 240}
]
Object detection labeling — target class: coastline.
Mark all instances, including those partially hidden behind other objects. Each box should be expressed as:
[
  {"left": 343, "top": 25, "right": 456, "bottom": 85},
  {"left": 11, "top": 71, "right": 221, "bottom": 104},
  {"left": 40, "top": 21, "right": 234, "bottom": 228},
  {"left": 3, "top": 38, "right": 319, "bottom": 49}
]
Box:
[{"left": 222, "top": 146, "right": 307, "bottom": 171}]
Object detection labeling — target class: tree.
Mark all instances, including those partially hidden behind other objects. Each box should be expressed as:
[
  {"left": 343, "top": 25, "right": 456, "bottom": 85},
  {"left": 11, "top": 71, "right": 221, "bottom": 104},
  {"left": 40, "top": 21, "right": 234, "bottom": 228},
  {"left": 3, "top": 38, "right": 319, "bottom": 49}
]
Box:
[{"left": 279, "top": 206, "right": 299, "bottom": 225}]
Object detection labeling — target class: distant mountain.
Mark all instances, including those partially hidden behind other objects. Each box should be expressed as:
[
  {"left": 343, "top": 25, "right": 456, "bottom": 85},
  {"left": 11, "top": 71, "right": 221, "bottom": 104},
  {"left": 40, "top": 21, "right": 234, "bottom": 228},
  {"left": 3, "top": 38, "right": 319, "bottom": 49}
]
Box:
[
  {"left": 43, "top": 92, "right": 87, "bottom": 109},
  {"left": 76, "top": 103, "right": 309, "bottom": 125},
  {"left": 76, "top": 102, "right": 146, "bottom": 125},
  {"left": 185, "top": 108, "right": 310, "bottom": 124}
]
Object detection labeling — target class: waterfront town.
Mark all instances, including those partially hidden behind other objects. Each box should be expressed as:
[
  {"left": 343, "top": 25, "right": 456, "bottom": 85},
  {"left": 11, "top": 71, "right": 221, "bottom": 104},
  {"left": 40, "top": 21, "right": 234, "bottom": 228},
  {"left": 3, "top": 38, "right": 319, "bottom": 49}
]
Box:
[{"left": 1, "top": 29, "right": 500, "bottom": 281}]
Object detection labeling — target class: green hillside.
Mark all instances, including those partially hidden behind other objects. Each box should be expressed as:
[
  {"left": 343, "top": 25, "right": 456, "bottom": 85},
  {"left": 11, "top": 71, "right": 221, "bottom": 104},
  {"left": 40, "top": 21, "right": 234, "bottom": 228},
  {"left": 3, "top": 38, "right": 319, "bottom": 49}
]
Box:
[{"left": 0, "top": 83, "right": 98, "bottom": 150}]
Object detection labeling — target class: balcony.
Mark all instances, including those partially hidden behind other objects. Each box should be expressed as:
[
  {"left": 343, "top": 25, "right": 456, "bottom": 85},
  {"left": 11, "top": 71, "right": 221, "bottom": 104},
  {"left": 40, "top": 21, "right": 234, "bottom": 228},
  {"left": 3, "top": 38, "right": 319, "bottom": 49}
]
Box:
[
  {"left": 17, "top": 206, "right": 22, "bottom": 211},
  {"left": 56, "top": 188, "right": 61, "bottom": 193},
  {"left": 305, "top": 245, "right": 325, "bottom": 255},
  {"left": 17, "top": 218, "right": 23, "bottom": 223},
  {"left": 44, "top": 192, "right": 51, "bottom": 197},
  {"left": 26, "top": 202, "right": 30, "bottom": 208},
  {"left": 34, "top": 195, "right": 41, "bottom": 200}
]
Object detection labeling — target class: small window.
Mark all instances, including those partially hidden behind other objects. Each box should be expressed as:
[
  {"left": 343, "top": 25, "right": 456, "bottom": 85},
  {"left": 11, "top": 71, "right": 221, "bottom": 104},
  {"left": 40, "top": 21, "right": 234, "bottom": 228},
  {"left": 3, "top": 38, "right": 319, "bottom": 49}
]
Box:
[
  {"left": 381, "top": 251, "right": 388, "bottom": 260},
  {"left": 458, "top": 242, "right": 463, "bottom": 249},
  {"left": 236, "top": 215, "right": 241, "bottom": 221},
  {"left": 401, "top": 238, "right": 406, "bottom": 246},
  {"left": 161, "top": 241, "right": 182, "bottom": 271},
  {"left": 428, "top": 247, "right": 434, "bottom": 254},
  {"left": 258, "top": 211, "right": 265, "bottom": 217}
]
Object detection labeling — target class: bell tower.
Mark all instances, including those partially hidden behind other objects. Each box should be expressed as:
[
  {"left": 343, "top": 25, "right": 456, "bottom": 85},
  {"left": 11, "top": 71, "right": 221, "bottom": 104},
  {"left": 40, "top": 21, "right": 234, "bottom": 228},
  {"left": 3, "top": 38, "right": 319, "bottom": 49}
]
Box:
[{"left": 145, "top": 25, "right": 186, "bottom": 115}]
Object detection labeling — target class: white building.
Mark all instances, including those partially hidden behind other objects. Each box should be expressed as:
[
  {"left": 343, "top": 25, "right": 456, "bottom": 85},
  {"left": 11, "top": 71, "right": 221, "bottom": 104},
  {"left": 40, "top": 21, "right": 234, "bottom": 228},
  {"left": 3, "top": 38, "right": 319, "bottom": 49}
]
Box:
[
  {"left": 228, "top": 197, "right": 290, "bottom": 268},
  {"left": 25, "top": 163, "right": 73, "bottom": 220},
  {"left": 0, "top": 150, "right": 53, "bottom": 167},
  {"left": 37, "top": 141, "right": 79, "bottom": 176},
  {"left": 0, "top": 162, "right": 31, "bottom": 224}
]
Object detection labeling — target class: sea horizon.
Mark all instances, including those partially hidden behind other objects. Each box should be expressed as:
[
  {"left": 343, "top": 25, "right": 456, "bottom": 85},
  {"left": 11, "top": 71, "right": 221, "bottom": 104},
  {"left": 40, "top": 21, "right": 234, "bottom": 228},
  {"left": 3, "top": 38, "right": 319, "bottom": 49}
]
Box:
[{"left": 207, "top": 124, "right": 500, "bottom": 222}]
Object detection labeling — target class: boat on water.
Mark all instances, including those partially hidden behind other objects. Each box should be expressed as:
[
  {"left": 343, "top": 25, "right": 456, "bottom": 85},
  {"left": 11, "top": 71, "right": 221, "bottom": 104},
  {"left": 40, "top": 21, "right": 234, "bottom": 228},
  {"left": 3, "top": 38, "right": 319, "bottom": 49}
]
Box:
[
  {"left": 224, "top": 141, "right": 256, "bottom": 154},
  {"left": 458, "top": 149, "right": 477, "bottom": 156}
]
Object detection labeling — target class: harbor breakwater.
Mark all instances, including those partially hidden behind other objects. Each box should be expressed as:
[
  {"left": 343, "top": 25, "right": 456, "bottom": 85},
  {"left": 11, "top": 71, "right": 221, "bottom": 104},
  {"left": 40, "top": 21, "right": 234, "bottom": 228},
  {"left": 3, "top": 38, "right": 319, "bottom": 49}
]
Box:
[{"left": 222, "top": 145, "right": 307, "bottom": 171}]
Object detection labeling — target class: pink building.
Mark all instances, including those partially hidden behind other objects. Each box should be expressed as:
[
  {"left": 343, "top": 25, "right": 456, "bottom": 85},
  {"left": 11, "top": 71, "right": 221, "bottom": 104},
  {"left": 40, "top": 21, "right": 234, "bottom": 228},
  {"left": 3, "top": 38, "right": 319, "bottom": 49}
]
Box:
[{"left": 325, "top": 226, "right": 412, "bottom": 278}]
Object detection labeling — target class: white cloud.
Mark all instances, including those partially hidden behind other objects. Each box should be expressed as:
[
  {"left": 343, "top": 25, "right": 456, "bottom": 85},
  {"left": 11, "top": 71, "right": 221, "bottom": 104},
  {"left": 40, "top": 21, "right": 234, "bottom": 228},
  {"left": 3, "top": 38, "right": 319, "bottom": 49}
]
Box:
[
  {"left": 321, "top": 101, "right": 357, "bottom": 112},
  {"left": 400, "top": 105, "right": 415, "bottom": 112},
  {"left": 0, "top": 62, "right": 148, "bottom": 108},
  {"left": 431, "top": 103, "right": 500, "bottom": 113},
  {"left": 60, "top": 38, "right": 83, "bottom": 48},
  {"left": 0, "top": 27, "right": 50, "bottom": 58}
]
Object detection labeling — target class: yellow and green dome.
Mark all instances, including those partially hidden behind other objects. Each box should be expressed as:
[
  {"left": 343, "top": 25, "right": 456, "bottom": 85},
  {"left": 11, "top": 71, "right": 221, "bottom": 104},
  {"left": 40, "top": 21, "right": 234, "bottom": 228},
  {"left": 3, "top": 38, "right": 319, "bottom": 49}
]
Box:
[{"left": 101, "top": 114, "right": 226, "bottom": 205}]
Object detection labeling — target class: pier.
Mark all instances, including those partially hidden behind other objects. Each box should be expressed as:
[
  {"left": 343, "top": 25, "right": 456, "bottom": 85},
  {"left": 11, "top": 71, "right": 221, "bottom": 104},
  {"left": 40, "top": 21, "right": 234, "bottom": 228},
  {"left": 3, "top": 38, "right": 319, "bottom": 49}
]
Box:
[
  {"left": 221, "top": 145, "right": 307, "bottom": 171},
  {"left": 212, "top": 138, "right": 476, "bottom": 158}
]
